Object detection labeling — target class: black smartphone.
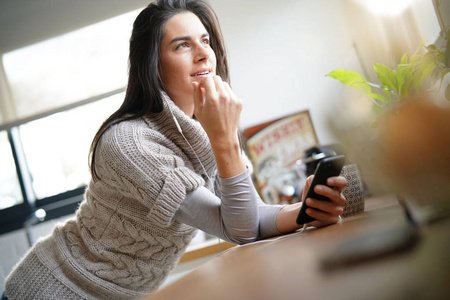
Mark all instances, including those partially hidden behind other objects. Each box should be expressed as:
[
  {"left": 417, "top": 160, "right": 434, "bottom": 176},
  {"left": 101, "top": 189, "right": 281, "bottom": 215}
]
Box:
[{"left": 296, "top": 155, "right": 346, "bottom": 225}]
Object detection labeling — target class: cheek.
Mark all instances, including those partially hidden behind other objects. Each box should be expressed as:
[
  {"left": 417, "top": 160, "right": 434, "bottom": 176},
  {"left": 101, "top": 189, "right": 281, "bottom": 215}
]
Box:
[
  {"left": 161, "top": 57, "right": 175, "bottom": 79},
  {"left": 161, "top": 58, "right": 183, "bottom": 88}
]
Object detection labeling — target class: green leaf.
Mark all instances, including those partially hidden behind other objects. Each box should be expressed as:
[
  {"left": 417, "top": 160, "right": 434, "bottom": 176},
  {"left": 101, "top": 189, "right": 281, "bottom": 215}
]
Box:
[
  {"left": 382, "top": 88, "right": 391, "bottom": 98},
  {"left": 412, "top": 59, "right": 436, "bottom": 91},
  {"left": 400, "top": 52, "right": 409, "bottom": 65},
  {"left": 398, "top": 69, "right": 414, "bottom": 97},
  {"left": 327, "top": 69, "right": 371, "bottom": 92},
  {"left": 373, "top": 63, "right": 398, "bottom": 94},
  {"left": 396, "top": 71, "right": 405, "bottom": 97},
  {"left": 409, "top": 43, "right": 425, "bottom": 65},
  {"left": 360, "top": 92, "right": 389, "bottom": 105}
]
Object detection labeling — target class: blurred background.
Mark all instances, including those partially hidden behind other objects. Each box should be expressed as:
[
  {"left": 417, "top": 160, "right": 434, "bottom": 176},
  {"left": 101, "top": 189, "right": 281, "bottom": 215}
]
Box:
[{"left": 0, "top": 0, "right": 447, "bottom": 293}]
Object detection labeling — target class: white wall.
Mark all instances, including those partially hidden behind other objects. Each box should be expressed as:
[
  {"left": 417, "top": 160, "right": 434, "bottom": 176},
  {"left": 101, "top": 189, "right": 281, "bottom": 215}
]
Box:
[
  {"left": 209, "top": 0, "right": 441, "bottom": 144},
  {"left": 211, "top": 0, "right": 362, "bottom": 144}
]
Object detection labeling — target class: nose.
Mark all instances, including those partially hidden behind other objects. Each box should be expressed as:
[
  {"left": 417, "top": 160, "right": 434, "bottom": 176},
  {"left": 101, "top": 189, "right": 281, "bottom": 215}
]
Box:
[{"left": 194, "top": 43, "right": 210, "bottom": 63}]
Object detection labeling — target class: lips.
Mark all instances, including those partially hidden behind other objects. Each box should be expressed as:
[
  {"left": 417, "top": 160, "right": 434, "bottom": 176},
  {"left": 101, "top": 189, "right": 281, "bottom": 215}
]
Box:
[{"left": 191, "top": 69, "right": 212, "bottom": 78}]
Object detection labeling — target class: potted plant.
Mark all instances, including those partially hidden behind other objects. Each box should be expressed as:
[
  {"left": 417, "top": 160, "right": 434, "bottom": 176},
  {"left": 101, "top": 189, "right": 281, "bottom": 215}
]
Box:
[{"left": 326, "top": 39, "right": 450, "bottom": 125}]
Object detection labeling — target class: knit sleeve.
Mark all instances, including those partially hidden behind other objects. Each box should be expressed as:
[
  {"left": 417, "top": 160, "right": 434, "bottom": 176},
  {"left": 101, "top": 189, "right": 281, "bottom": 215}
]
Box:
[
  {"left": 149, "top": 167, "right": 204, "bottom": 227},
  {"left": 95, "top": 120, "right": 205, "bottom": 227}
]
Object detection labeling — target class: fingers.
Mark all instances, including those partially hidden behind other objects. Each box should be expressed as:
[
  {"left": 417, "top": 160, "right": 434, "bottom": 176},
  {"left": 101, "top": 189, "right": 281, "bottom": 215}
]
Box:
[
  {"left": 201, "top": 75, "right": 235, "bottom": 106},
  {"left": 302, "top": 175, "right": 347, "bottom": 228},
  {"left": 327, "top": 176, "right": 348, "bottom": 192},
  {"left": 305, "top": 198, "right": 344, "bottom": 216},
  {"left": 198, "top": 75, "right": 242, "bottom": 122},
  {"left": 194, "top": 75, "right": 242, "bottom": 142},
  {"left": 310, "top": 175, "right": 347, "bottom": 206},
  {"left": 193, "top": 76, "right": 217, "bottom": 120},
  {"left": 313, "top": 185, "right": 346, "bottom": 206},
  {"left": 304, "top": 200, "right": 342, "bottom": 229},
  {"left": 201, "top": 75, "right": 218, "bottom": 102},
  {"left": 213, "top": 75, "right": 227, "bottom": 97},
  {"left": 192, "top": 82, "right": 202, "bottom": 113},
  {"left": 306, "top": 207, "right": 341, "bottom": 224}
]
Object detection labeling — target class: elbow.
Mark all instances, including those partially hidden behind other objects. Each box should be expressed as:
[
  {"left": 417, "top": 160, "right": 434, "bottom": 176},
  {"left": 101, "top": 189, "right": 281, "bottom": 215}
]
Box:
[
  {"left": 225, "top": 226, "right": 259, "bottom": 245},
  {"left": 233, "top": 237, "right": 258, "bottom": 245}
]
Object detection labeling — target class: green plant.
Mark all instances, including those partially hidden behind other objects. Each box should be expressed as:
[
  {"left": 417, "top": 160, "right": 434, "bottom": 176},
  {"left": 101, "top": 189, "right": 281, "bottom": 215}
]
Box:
[{"left": 327, "top": 41, "right": 450, "bottom": 124}]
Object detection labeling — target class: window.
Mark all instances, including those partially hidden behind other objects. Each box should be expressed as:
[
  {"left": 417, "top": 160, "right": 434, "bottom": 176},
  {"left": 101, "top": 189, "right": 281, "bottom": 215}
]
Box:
[
  {"left": 19, "top": 94, "right": 123, "bottom": 199},
  {"left": 0, "top": 130, "right": 22, "bottom": 210},
  {"left": 0, "top": 9, "right": 141, "bottom": 234},
  {"left": 1, "top": 10, "right": 136, "bottom": 122}
]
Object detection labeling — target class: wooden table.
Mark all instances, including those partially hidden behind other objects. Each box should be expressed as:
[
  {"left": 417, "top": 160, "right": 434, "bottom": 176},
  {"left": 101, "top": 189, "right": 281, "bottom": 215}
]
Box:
[{"left": 142, "top": 194, "right": 450, "bottom": 300}]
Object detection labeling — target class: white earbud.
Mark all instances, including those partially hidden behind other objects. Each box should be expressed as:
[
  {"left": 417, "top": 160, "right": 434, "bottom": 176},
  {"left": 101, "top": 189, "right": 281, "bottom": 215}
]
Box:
[{"left": 173, "top": 115, "right": 183, "bottom": 134}]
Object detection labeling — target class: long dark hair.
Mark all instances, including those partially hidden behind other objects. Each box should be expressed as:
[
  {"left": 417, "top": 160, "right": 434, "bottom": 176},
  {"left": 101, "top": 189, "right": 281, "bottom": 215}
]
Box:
[{"left": 89, "top": 0, "right": 229, "bottom": 180}]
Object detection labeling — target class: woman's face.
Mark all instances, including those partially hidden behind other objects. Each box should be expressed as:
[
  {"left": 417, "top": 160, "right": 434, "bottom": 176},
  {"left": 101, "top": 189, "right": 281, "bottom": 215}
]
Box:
[{"left": 160, "top": 12, "right": 217, "bottom": 116}]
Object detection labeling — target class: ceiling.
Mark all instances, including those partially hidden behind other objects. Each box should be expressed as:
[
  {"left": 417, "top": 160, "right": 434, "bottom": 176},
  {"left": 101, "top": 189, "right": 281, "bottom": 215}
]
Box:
[
  {"left": 0, "top": 0, "right": 150, "bottom": 53},
  {"left": 1, "top": 0, "right": 448, "bottom": 54}
]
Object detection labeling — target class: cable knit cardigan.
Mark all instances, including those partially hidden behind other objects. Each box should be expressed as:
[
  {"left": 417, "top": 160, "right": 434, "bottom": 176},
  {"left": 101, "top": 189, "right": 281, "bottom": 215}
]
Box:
[{"left": 5, "top": 98, "right": 220, "bottom": 299}]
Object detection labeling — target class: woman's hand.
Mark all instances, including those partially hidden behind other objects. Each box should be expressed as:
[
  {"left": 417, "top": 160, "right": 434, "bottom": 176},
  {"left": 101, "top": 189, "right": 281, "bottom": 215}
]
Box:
[
  {"left": 192, "top": 75, "right": 242, "bottom": 147},
  {"left": 301, "top": 175, "right": 347, "bottom": 228},
  {"left": 275, "top": 175, "right": 347, "bottom": 233},
  {"left": 192, "top": 75, "right": 246, "bottom": 178}
]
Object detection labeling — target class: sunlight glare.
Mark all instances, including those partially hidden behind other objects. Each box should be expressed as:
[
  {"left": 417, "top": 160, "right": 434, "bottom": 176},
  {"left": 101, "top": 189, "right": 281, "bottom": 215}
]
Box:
[{"left": 354, "top": 0, "right": 415, "bottom": 16}]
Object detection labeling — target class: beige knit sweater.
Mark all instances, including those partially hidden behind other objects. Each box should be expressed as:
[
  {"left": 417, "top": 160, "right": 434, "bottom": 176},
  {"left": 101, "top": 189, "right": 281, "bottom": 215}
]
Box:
[{"left": 5, "top": 98, "right": 218, "bottom": 299}]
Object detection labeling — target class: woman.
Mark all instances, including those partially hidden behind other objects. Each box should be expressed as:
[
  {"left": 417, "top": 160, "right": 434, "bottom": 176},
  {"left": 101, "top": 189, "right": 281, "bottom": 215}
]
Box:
[{"left": 3, "top": 0, "right": 347, "bottom": 299}]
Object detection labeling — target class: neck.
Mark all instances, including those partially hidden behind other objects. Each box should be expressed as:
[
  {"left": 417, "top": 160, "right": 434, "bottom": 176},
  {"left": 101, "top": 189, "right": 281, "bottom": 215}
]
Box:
[{"left": 167, "top": 93, "right": 194, "bottom": 118}]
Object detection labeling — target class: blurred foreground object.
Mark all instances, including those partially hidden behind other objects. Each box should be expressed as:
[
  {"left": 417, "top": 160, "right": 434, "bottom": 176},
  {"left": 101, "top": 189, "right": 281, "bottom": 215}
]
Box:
[
  {"left": 376, "top": 97, "right": 450, "bottom": 207},
  {"left": 328, "top": 94, "right": 450, "bottom": 220}
]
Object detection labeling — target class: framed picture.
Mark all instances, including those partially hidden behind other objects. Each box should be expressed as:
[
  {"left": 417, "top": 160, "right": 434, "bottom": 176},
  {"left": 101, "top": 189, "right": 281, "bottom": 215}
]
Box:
[{"left": 243, "top": 110, "right": 319, "bottom": 203}]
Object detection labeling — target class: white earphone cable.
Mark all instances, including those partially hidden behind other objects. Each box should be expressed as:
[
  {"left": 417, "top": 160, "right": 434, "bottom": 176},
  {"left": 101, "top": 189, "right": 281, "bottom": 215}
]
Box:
[{"left": 166, "top": 101, "right": 215, "bottom": 193}]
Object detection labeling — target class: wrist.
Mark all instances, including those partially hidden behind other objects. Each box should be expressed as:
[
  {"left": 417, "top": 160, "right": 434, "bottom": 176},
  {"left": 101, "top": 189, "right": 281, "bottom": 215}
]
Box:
[
  {"left": 209, "top": 130, "right": 241, "bottom": 151},
  {"left": 210, "top": 136, "right": 240, "bottom": 153},
  {"left": 276, "top": 202, "right": 303, "bottom": 233},
  {"left": 212, "top": 139, "right": 246, "bottom": 178}
]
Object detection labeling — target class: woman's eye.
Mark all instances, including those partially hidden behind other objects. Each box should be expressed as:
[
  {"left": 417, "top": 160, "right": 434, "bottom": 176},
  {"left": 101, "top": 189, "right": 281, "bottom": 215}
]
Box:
[
  {"left": 202, "top": 38, "right": 210, "bottom": 45},
  {"left": 176, "top": 42, "right": 189, "bottom": 49}
]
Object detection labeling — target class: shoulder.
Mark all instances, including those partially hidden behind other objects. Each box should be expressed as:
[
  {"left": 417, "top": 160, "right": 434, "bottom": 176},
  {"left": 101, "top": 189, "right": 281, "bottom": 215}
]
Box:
[
  {"left": 101, "top": 118, "right": 170, "bottom": 155},
  {"left": 96, "top": 118, "right": 189, "bottom": 176}
]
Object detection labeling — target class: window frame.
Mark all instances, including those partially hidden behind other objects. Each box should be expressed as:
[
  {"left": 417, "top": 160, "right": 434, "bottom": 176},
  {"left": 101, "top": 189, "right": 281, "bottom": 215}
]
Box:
[
  {"left": 0, "top": 125, "right": 86, "bottom": 235},
  {"left": 0, "top": 8, "right": 133, "bottom": 235},
  {"left": 0, "top": 89, "right": 125, "bottom": 235}
]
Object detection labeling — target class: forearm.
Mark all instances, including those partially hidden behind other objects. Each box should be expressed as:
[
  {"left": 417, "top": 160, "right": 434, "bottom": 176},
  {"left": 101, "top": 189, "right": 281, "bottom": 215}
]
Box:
[
  {"left": 210, "top": 134, "right": 246, "bottom": 178},
  {"left": 218, "top": 169, "right": 259, "bottom": 243},
  {"left": 275, "top": 202, "right": 304, "bottom": 233},
  {"left": 174, "top": 169, "right": 284, "bottom": 244},
  {"left": 174, "top": 170, "right": 259, "bottom": 244}
]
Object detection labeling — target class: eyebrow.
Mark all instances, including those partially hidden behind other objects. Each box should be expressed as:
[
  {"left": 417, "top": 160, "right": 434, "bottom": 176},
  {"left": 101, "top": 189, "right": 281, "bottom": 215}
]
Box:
[{"left": 169, "top": 33, "right": 209, "bottom": 44}]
